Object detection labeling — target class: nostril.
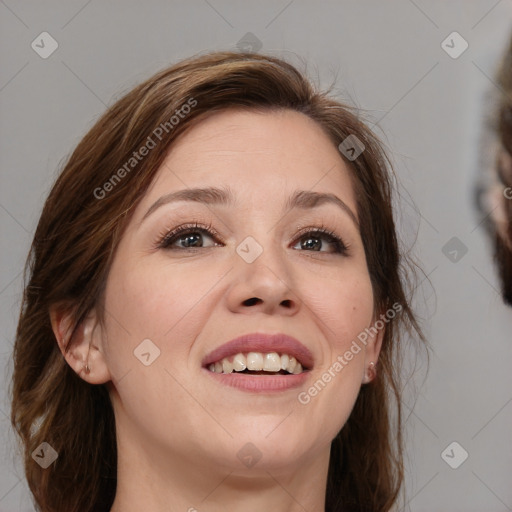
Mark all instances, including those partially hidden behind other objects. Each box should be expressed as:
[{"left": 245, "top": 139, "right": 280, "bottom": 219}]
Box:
[{"left": 243, "top": 297, "right": 262, "bottom": 306}]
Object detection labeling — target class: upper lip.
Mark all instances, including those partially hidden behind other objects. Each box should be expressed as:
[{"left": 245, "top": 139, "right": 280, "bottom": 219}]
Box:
[{"left": 202, "top": 332, "right": 315, "bottom": 370}]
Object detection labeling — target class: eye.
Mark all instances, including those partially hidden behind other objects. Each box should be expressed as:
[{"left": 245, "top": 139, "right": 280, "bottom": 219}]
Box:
[
  {"left": 155, "top": 222, "right": 349, "bottom": 255},
  {"left": 292, "top": 226, "right": 349, "bottom": 255},
  {"left": 156, "top": 222, "right": 222, "bottom": 250}
]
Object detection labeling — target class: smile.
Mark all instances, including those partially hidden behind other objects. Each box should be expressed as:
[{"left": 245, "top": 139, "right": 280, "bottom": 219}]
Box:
[{"left": 207, "top": 351, "right": 306, "bottom": 375}]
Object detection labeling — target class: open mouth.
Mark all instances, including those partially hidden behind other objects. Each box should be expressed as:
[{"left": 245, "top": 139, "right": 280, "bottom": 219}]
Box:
[{"left": 205, "top": 352, "right": 309, "bottom": 375}]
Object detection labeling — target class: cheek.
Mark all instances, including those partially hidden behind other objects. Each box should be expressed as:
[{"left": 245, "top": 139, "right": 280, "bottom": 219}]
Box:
[
  {"left": 295, "top": 271, "right": 373, "bottom": 432},
  {"left": 101, "top": 258, "right": 220, "bottom": 373},
  {"left": 307, "top": 270, "right": 374, "bottom": 350},
  {"left": 99, "top": 260, "right": 219, "bottom": 442},
  {"left": 107, "top": 257, "right": 217, "bottom": 333}
]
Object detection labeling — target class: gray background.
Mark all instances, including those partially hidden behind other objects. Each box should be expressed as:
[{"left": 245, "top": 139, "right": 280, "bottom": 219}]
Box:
[{"left": 1, "top": 1, "right": 512, "bottom": 511}]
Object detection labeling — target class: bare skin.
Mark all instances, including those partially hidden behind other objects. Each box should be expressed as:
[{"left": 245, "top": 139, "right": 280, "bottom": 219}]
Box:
[{"left": 51, "top": 109, "right": 383, "bottom": 512}]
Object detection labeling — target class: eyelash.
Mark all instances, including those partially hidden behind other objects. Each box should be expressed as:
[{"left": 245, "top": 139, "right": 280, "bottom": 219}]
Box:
[{"left": 155, "top": 222, "right": 349, "bottom": 255}]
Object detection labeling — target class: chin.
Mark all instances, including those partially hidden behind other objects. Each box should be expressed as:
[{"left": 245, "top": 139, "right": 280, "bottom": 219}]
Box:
[{"left": 212, "top": 430, "right": 315, "bottom": 471}]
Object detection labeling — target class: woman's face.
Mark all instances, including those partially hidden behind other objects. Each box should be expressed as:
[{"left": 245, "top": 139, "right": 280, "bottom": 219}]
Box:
[{"left": 89, "top": 109, "right": 382, "bottom": 474}]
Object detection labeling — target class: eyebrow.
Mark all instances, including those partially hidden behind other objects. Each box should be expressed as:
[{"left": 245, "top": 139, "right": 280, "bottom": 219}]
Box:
[{"left": 140, "top": 186, "right": 359, "bottom": 228}]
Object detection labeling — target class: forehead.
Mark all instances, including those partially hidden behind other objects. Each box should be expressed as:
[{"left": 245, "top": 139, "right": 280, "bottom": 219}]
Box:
[{"left": 140, "top": 108, "right": 358, "bottom": 214}]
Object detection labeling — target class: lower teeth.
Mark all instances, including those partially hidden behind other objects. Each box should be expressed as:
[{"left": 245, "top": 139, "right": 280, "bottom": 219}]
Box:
[{"left": 241, "top": 369, "right": 288, "bottom": 375}]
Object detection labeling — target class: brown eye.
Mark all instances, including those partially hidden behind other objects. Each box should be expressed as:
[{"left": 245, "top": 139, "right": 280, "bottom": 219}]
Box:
[
  {"left": 293, "top": 228, "right": 348, "bottom": 255},
  {"left": 157, "top": 223, "right": 222, "bottom": 250}
]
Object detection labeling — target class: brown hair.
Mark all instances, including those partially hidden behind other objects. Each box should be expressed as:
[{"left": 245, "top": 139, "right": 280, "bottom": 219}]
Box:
[
  {"left": 477, "top": 32, "right": 512, "bottom": 306},
  {"left": 10, "top": 51, "right": 425, "bottom": 512},
  {"left": 492, "top": 32, "right": 512, "bottom": 305}
]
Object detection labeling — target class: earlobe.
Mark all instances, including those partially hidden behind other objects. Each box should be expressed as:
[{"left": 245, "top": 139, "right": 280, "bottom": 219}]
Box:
[
  {"left": 362, "top": 319, "right": 385, "bottom": 384},
  {"left": 49, "top": 304, "right": 112, "bottom": 385},
  {"left": 362, "top": 361, "right": 377, "bottom": 384}
]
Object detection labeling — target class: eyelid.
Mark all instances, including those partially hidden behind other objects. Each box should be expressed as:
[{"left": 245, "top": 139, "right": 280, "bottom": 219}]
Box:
[
  {"left": 156, "top": 220, "right": 350, "bottom": 256},
  {"left": 155, "top": 221, "right": 222, "bottom": 249},
  {"left": 295, "top": 223, "right": 336, "bottom": 237},
  {"left": 292, "top": 223, "right": 349, "bottom": 253}
]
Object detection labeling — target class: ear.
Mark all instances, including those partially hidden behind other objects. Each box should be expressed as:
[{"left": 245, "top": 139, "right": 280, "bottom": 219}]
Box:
[
  {"left": 362, "top": 314, "right": 386, "bottom": 384},
  {"left": 49, "top": 304, "right": 111, "bottom": 384}
]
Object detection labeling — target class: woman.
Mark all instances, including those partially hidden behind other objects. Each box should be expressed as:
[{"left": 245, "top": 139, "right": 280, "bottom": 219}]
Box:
[{"left": 10, "top": 51, "right": 425, "bottom": 512}]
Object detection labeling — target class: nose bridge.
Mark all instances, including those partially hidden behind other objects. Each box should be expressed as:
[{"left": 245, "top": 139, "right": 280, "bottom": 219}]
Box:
[
  {"left": 237, "top": 230, "right": 287, "bottom": 279},
  {"left": 230, "top": 229, "right": 298, "bottom": 310}
]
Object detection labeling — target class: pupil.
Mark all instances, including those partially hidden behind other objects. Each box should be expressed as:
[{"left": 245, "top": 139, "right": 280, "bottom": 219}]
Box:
[
  {"left": 182, "top": 233, "right": 202, "bottom": 247},
  {"left": 302, "top": 237, "right": 320, "bottom": 251}
]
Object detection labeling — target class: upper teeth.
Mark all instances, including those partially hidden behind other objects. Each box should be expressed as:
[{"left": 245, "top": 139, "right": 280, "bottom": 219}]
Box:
[{"left": 208, "top": 352, "right": 304, "bottom": 374}]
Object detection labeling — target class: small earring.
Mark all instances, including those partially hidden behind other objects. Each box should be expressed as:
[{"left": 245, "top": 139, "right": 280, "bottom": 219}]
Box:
[
  {"left": 369, "top": 361, "right": 376, "bottom": 379},
  {"left": 84, "top": 363, "right": 90, "bottom": 374},
  {"left": 364, "top": 361, "right": 376, "bottom": 383}
]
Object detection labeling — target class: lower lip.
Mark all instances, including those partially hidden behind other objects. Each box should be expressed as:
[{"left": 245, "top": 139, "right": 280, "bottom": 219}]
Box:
[{"left": 202, "top": 367, "right": 311, "bottom": 392}]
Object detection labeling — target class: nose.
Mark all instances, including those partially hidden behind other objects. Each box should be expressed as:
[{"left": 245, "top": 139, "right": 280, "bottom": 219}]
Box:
[{"left": 225, "top": 242, "right": 301, "bottom": 316}]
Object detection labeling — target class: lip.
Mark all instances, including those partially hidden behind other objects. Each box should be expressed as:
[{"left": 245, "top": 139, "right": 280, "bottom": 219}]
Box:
[
  {"left": 202, "top": 366, "right": 310, "bottom": 392},
  {"left": 201, "top": 332, "right": 315, "bottom": 370}
]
